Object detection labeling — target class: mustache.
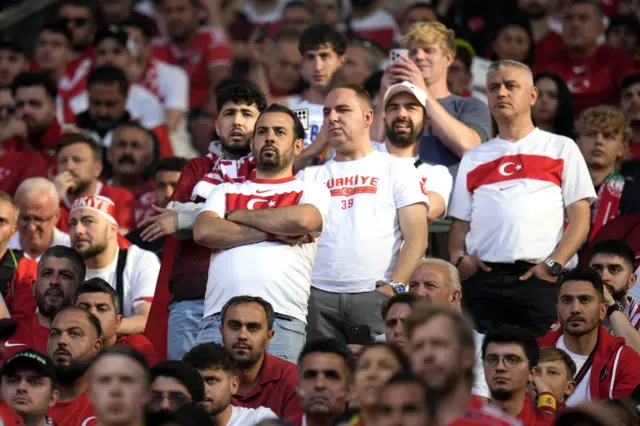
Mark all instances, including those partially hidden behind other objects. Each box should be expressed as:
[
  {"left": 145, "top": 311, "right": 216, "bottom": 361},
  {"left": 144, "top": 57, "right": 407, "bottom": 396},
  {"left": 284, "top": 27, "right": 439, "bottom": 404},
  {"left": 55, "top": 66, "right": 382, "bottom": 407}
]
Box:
[
  {"left": 232, "top": 342, "right": 252, "bottom": 350},
  {"left": 392, "top": 118, "right": 413, "bottom": 127},
  {"left": 54, "top": 348, "right": 71, "bottom": 358},
  {"left": 259, "top": 144, "right": 279, "bottom": 155},
  {"left": 568, "top": 315, "right": 585, "bottom": 322},
  {"left": 118, "top": 154, "right": 136, "bottom": 165},
  {"left": 44, "top": 288, "right": 64, "bottom": 298}
]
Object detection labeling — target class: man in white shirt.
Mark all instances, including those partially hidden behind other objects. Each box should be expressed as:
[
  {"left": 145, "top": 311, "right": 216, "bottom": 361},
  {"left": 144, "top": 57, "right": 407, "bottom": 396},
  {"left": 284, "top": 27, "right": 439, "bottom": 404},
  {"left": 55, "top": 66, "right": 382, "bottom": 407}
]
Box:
[
  {"left": 193, "top": 103, "right": 330, "bottom": 358},
  {"left": 11, "top": 178, "right": 70, "bottom": 260},
  {"left": 448, "top": 59, "right": 595, "bottom": 337},
  {"left": 68, "top": 194, "right": 159, "bottom": 335},
  {"left": 297, "top": 84, "right": 429, "bottom": 343},
  {"left": 183, "top": 342, "right": 278, "bottom": 426}
]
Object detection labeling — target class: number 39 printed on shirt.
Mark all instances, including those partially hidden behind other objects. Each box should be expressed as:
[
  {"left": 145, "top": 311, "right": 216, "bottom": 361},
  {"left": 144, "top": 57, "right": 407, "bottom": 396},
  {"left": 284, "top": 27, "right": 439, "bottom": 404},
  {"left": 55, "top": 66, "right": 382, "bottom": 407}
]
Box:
[{"left": 341, "top": 199, "right": 354, "bottom": 209}]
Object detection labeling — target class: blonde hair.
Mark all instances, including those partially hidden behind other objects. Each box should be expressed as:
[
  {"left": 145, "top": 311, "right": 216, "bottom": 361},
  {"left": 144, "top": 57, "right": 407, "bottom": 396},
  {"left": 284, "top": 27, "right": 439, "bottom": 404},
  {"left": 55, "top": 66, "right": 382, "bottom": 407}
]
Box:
[
  {"left": 402, "top": 22, "right": 456, "bottom": 56},
  {"left": 575, "top": 105, "right": 632, "bottom": 143}
]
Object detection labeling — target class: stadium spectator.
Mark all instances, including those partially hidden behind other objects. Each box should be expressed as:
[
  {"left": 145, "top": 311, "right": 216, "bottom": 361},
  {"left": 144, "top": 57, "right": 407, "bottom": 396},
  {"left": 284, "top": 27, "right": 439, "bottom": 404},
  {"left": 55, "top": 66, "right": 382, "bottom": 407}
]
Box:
[
  {"left": 290, "top": 338, "right": 354, "bottom": 426},
  {"left": 605, "top": 14, "right": 640, "bottom": 60},
  {"left": 11, "top": 178, "right": 70, "bottom": 260},
  {"left": 376, "top": 82, "right": 453, "bottom": 220},
  {"left": 482, "top": 326, "right": 555, "bottom": 425},
  {"left": 449, "top": 60, "right": 595, "bottom": 336},
  {"left": 4, "top": 246, "right": 85, "bottom": 358},
  {"left": 376, "top": 22, "right": 491, "bottom": 175},
  {"left": 0, "top": 86, "right": 13, "bottom": 120},
  {"left": 138, "top": 81, "right": 264, "bottom": 361},
  {"left": 107, "top": 122, "right": 159, "bottom": 223},
  {"left": 516, "top": 0, "right": 565, "bottom": 66},
  {"left": 446, "top": 41, "right": 476, "bottom": 99},
  {"left": 0, "top": 349, "right": 58, "bottom": 426},
  {"left": 381, "top": 292, "right": 421, "bottom": 353},
  {"left": 182, "top": 343, "right": 278, "bottom": 424},
  {"left": 34, "top": 22, "right": 74, "bottom": 86},
  {"left": 335, "top": 38, "right": 382, "bottom": 87},
  {"left": 204, "top": 296, "right": 301, "bottom": 418},
  {"left": 398, "top": 2, "right": 438, "bottom": 35},
  {"left": 55, "top": 133, "right": 137, "bottom": 233},
  {"left": 0, "top": 37, "right": 28, "bottom": 86},
  {"left": 152, "top": 0, "right": 232, "bottom": 112},
  {"left": 298, "top": 85, "right": 428, "bottom": 343},
  {"left": 589, "top": 240, "right": 640, "bottom": 353},
  {"left": 0, "top": 125, "right": 48, "bottom": 197},
  {"left": 194, "top": 104, "right": 329, "bottom": 359},
  {"left": 536, "top": 347, "right": 576, "bottom": 408},
  {"left": 346, "top": 0, "right": 400, "bottom": 51},
  {"left": 532, "top": 72, "right": 575, "bottom": 139},
  {"left": 57, "top": 0, "right": 95, "bottom": 63},
  {"left": 489, "top": 16, "right": 536, "bottom": 66},
  {"left": 538, "top": 268, "right": 640, "bottom": 405},
  {"left": 375, "top": 372, "right": 435, "bottom": 426},
  {"left": 96, "top": 0, "right": 160, "bottom": 35},
  {"left": 148, "top": 360, "right": 204, "bottom": 413},
  {"left": 69, "top": 195, "right": 159, "bottom": 334},
  {"left": 74, "top": 278, "right": 157, "bottom": 366},
  {"left": 46, "top": 306, "right": 102, "bottom": 426},
  {"left": 88, "top": 346, "right": 150, "bottom": 426},
  {"left": 619, "top": 73, "right": 640, "bottom": 152},
  {"left": 533, "top": 0, "right": 636, "bottom": 114}
]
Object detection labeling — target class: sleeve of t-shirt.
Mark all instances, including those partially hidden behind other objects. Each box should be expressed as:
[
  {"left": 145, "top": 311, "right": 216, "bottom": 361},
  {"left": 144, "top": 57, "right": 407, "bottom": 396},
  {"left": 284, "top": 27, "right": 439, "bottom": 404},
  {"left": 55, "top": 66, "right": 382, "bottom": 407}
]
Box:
[
  {"left": 140, "top": 95, "right": 166, "bottom": 129},
  {"left": 255, "top": 407, "right": 279, "bottom": 422},
  {"left": 448, "top": 156, "right": 474, "bottom": 221},
  {"left": 561, "top": 139, "right": 597, "bottom": 206},
  {"left": 131, "top": 249, "right": 160, "bottom": 308},
  {"left": 204, "top": 27, "right": 233, "bottom": 69},
  {"left": 391, "top": 159, "right": 430, "bottom": 209},
  {"left": 171, "top": 158, "right": 206, "bottom": 203},
  {"left": 299, "top": 181, "right": 331, "bottom": 231},
  {"left": 612, "top": 347, "right": 640, "bottom": 399},
  {"left": 199, "top": 183, "right": 229, "bottom": 217},
  {"left": 162, "top": 65, "right": 189, "bottom": 111},
  {"left": 459, "top": 97, "right": 492, "bottom": 142},
  {"left": 418, "top": 163, "right": 453, "bottom": 215},
  {"left": 472, "top": 332, "right": 490, "bottom": 398}
]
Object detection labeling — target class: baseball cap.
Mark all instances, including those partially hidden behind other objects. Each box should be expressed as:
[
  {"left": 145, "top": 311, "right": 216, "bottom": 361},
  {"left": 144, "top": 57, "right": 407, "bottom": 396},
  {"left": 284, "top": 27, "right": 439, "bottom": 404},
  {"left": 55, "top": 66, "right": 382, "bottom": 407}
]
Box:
[
  {"left": 1, "top": 349, "right": 56, "bottom": 381},
  {"left": 0, "top": 36, "right": 27, "bottom": 56},
  {"left": 383, "top": 82, "right": 428, "bottom": 111},
  {"left": 93, "top": 25, "right": 135, "bottom": 53}
]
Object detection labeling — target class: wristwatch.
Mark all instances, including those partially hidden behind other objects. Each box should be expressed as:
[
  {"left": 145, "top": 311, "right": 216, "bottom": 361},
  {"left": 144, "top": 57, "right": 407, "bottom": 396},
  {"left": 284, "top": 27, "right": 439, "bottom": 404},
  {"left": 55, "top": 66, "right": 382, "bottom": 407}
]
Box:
[
  {"left": 543, "top": 257, "right": 563, "bottom": 276},
  {"left": 607, "top": 301, "right": 624, "bottom": 318},
  {"left": 387, "top": 280, "right": 406, "bottom": 294}
]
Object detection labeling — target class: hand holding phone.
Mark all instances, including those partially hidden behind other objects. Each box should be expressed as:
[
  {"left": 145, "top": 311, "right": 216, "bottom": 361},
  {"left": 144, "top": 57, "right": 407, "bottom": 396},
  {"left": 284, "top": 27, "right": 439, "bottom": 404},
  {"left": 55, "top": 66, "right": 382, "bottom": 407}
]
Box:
[{"left": 390, "top": 48, "right": 409, "bottom": 63}]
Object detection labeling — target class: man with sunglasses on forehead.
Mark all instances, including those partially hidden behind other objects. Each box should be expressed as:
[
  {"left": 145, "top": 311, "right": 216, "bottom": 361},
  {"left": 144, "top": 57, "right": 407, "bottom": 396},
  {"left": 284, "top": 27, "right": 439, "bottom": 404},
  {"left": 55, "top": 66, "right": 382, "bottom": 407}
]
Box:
[{"left": 58, "top": 0, "right": 96, "bottom": 66}]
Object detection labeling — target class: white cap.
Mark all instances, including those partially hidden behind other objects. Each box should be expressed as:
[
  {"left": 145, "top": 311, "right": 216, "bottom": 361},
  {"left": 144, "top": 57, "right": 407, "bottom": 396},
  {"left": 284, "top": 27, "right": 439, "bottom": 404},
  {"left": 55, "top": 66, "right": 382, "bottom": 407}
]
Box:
[{"left": 383, "top": 82, "right": 428, "bottom": 110}]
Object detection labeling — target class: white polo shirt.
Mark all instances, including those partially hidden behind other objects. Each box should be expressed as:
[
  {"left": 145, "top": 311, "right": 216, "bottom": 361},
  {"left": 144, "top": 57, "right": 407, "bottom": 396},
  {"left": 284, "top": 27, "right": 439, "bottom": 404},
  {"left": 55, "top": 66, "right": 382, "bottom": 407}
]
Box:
[
  {"left": 297, "top": 151, "right": 429, "bottom": 293},
  {"left": 199, "top": 177, "right": 331, "bottom": 321},
  {"left": 449, "top": 128, "right": 596, "bottom": 264}
]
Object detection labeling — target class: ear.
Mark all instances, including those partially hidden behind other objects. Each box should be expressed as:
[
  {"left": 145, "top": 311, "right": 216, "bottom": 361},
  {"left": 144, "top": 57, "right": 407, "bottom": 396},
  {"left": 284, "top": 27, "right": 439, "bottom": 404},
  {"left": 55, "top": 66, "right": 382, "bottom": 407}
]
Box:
[
  {"left": 214, "top": 119, "right": 220, "bottom": 137},
  {"left": 53, "top": 208, "right": 60, "bottom": 226},
  {"left": 529, "top": 85, "right": 539, "bottom": 107},
  {"left": 230, "top": 375, "right": 239, "bottom": 395},
  {"left": 450, "top": 289, "right": 462, "bottom": 306},
  {"left": 629, "top": 272, "right": 637, "bottom": 290},
  {"left": 338, "top": 54, "right": 346, "bottom": 66},
  {"left": 599, "top": 301, "right": 608, "bottom": 322},
  {"left": 94, "top": 159, "right": 103, "bottom": 179},
  {"left": 293, "top": 138, "right": 304, "bottom": 156},
  {"left": 363, "top": 108, "right": 374, "bottom": 130},
  {"left": 444, "top": 51, "right": 454, "bottom": 68},
  {"left": 115, "top": 314, "right": 123, "bottom": 329},
  {"left": 93, "top": 338, "right": 103, "bottom": 353},
  {"left": 565, "top": 380, "right": 576, "bottom": 399},
  {"left": 50, "top": 388, "right": 59, "bottom": 408},
  {"left": 266, "top": 328, "right": 276, "bottom": 346}
]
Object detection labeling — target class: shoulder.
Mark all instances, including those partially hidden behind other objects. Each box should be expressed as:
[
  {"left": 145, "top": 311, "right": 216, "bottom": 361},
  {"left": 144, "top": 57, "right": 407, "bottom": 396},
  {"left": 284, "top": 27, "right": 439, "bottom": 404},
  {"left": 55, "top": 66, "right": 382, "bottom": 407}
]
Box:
[
  {"left": 127, "top": 244, "right": 160, "bottom": 265},
  {"left": 155, "top": 59, "right": 188, "bottom": 79},
  {"left": 103, "top": 185, "right": 135, "bottom": 202},
  {"left": 129, "top": 84, "right": 163, "bottom": 108},
  {"left": 197, "top": 26, "right": 230, "bottom": 44}
]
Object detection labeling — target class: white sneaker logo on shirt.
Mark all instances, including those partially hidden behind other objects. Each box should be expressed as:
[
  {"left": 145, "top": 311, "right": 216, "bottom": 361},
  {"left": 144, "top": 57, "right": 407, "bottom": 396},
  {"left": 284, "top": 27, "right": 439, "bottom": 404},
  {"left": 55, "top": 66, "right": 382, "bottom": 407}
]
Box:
[{"left": 4, "top": 341, "right": 26, "bottom": 347}]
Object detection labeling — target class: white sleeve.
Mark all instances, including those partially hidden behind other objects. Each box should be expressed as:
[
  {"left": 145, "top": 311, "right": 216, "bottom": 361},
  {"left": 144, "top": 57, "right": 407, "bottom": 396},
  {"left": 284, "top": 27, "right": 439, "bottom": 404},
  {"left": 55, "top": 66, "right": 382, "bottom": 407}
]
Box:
[
  {"left": 391, "top": 159, "right": 430, "bottom": 209},
  {"left": 299, "top": 181, "right": 331, "bottom": 232},
  {"left": 255, "top": 407, "right": 278, "bottom": 421},
  {"left": 161, "top": 64, "right": 189, "bottom": 111},
  {"left": 198, "top": 183, "right": 229, "bottom": 218},
  {"left": 131, "top": 248, "right": 160, "bottom": 309},
  {"left": 69, "top": 91, "right": 89, "bottom": 114},
  {"left": 132, "top": 86, "right": 166, "bottom": 129},
  {"left": 472, "top": 332, "right": 490, "bottom": 398},
  {"left": 561, "top": 139, "right": 597, "bottom": 206},
  {"left": 418, "top": 163, "right": 453, "bottom": 215},
  {"left": 448, "top": 156, "right": 474, "bottom": 221}
]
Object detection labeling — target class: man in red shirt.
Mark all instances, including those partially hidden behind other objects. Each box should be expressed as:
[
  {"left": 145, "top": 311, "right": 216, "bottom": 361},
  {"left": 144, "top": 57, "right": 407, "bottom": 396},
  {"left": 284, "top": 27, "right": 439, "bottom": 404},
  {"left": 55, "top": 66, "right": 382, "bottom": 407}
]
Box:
[
  {"left": 46, "top": 306, "right": 101, "bottom": 426},
  {"left": 533, "top": 0, "right": 636, "bottom": 113},
  {"left": 0, "top": 37, "right": 28, "bottom": 86},
  {"left": 482, "top": 326, "right": 555, "bottom": 425},
  {"left": 74, "top": 277, "right": 157, "bottom": 366},
  {"left": 58, "top": 0, "right": 96, "bottom": 67},
  {"left": 620, "top": 73, "right": 640, "bottom": 153},
  {"left": 34, "top": 21, "right": 74, "bottom": 87},
  {"left": 152, "top": 0, "right": 232, "bottom": 112},
  {"left": 517, "top": 0, "right": 565, "bottom": 66},
  {"left": 54, "top": 132, "right": 137, "bottom": 233}
]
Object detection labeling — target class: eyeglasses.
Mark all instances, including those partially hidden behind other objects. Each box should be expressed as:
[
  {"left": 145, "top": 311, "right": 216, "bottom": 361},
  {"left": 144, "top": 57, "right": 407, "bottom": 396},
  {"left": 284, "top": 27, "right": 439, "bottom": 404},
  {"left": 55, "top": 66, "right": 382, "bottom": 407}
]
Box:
[
  {"left": 150, "top": 391, "right": 191, "bottom": 411},
  {"left": 18, "top": 214, "right": 55, "bottom": 227},
  {"left": 484, "top": 354, "right": 524, "bottom": 369},
  {"left": 60, "top": 17, "right": 89, "bottom": 27}
]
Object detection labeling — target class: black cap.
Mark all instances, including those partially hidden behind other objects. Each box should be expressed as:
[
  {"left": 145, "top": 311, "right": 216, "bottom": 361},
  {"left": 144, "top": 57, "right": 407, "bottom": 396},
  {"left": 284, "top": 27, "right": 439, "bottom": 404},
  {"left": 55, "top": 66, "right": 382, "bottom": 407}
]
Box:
[
  {"left": 2, "top": 349, "right": 56, "bottom": 381},
  {"left": 93, "top": 25, "right": 130, "bottom": 49},
  {"left": 150, "top": 361, "right": 204, "bottom": 403},
  {"left": 0, "top": 36, "right": 27, "bottom": 56}
]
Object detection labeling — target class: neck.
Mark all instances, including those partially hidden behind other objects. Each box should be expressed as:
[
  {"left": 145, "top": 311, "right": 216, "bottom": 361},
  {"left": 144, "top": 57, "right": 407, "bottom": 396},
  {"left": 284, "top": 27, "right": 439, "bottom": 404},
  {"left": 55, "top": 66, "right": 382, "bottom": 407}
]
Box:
[
  {"left": 57, "top": 376, "right": 87, "bottom": 402},
  {"left": 0, "top": 246, "right": 8, "bottom": 264},
  {"left": 98, "top": 417, "right": 142, "bottom": 426},
  {"left": 489, "top": 390, "right": 526, "bottom": 417},
  {"left": 427, "top": 76, "right": 451, "bottom": 99},
  {"left": 220, "top": 147, "right": 246, "bottom": 161},
  {"left": 172, "top": 30, "right": 197, "bottom": 49},
  {"left": 334, "top": 140, "right": 373, "bottom": 162},
  {"left": 385, "top": 140, "right": 418, "bottom": 158},
  {"left": 71, "top": 180, "right": 99, "bottom": 199},
  {"left": 530, "top": 17, "right": 550, "bottom": 43},
  {"left": 104, "top": 332, "right": 118, "bottom": 347},
  {"left": 306, "top": 413, "right": 338, "bottom": 426},
  {"left": 589, "top": 166, "right": 616, "bottom": 186},
  {"left": 568, "top": 43, "right": 598, "bottom": 58},
  {"left": 36, "top": 312, "right": 53, "bottom": 329},
  {"left": 48, "top": 67, "right": 66, "bottom": 84},
  {"left": 253, "top": 0, "right": 277, "bottom": 12},
  {"left": 255, "top": 169, "right": 293, "bottom": 180},
  {"left": 212, "top": 405, "right": 233, "bottom": 426},
  {"left": 86, "top": 242, "right": 118, "bottom": 269},
  {"left": 23, "top": 416, "right": 48, "bottom": 426},
  {"left": 111, "top": 173, "right": 146, "bottom": 194},
  {"left": 497, "top": 117, "right": 536, "bottom": 142},
  {"left": 358, "top": 405, "right": 376, "bottom": 426},
  {"left": 564, "top": 328, "right": 599, "bottom": 356},
  {"left": 237, "top": 354, "right": 264, "bottom": 395},
  {"left": 535, "top": 120, "right": 554, "bottom": 134},
  {"left": 304, "top": 87, "right": 329, "bottom": 105},
  {"left": 437, "top": 381, "right": 473, "bottom": 426}
]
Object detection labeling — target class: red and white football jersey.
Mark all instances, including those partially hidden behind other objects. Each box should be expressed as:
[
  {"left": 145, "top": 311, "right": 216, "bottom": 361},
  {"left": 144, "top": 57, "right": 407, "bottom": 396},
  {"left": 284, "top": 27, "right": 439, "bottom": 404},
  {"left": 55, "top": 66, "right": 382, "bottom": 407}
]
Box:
[
  {"left": 200, "top": 177, "right": 330, "bottom": 321},
  {"left": 449, "top": 128, "right": 596, "bottom": 264},
  {"left": 297, "top": 151, "right": 430, "bottom": 293},
  {"left": 139, "top": 58, "right": 189, "bottom": 112},
  {"left": 348, "top": 9, "right": 401, "bottom": 51}
]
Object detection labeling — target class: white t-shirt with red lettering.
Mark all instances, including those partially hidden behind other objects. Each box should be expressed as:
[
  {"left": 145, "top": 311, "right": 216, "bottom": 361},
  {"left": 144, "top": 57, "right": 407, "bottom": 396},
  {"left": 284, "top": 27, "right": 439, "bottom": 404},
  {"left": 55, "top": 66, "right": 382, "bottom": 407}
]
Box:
[
  {"left": 297, "top": 151, "right": 430, "bottom": 293},
  {"left": 449, "top": 128, "right": 596, "bottom": 264},
  {"left": 200, "top": 177, "right": 331, "bottom": 321}
]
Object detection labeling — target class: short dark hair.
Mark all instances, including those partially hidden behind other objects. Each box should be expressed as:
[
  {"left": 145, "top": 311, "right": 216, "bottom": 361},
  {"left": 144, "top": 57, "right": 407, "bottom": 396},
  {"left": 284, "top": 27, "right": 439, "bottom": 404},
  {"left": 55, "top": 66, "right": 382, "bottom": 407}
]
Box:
[
  {"left": 90, "top": 345, "right": 150, "bottom": 380},
  {"left": 539, "top": 347, "right": 577, "bottom": 380},
  {"left": 559, "top": 267, "right": 606, "bottom": 300},
  {"left": 54, "top": 306, "right": 103, "bottom": 338},
  {"left": 272, "top": 28, "right": 303, "bottom": 45},
  {"left": 39, "top": 20, "right": 73, "bottom": 47},
  {"left": 332, "top": 84, "right": 373, "bottom": 109},
  {"left": 113, "top": 121, "right": 159, "bottom": 162},
  {"left": 87, "top": 66, "right": 129, "bottom": 96},
  {"left": 220, "top": 296, "right": 275, "bottom": 330},
  {"left": 360, "top": 342, "right": 411, "bottom": 372},
  {"left": 298, "top": 338, "right": 355, "bottom": 379},
  {"left": 482, "top": 325, "right": 540, "bottom": 367},
  {"left": 156, "top": 156, "right": 188, "bottom": 174},
  {"left": 11, "top": 71, "right": 58, "bottom": 101},
  {"left": 299, "top": 24, "right": 347, "bottom": 56},
  {"left": 56, "top": 132, "right": 103, "bottom": 161},
  {"left": 607, "top": 14, "right": 640, "bottom": 40},
  {"left": 255, "top": 103, "right": 305, "bottom": 142},
  {"left": 39, "top": 245, "right": 86, "bottom": 283},
  {"left": 383, "top": 371, "right": 438, "bottom": 419},
  {"left": 455, "top": 42, "right": 473, "bottom": 72},
  {"left": 59, "top": 0, "right": 93, "bottom": 13},
  {"left": 75, "top": 278, "right": 121, "bottom": 316},
  {"left": 122, "top": 18, "right": 154, "bottom": 42},
  {"left": 215, "top": 79, "right": 267, "bottom": 114},
  {"left": 182, "top": 343, "right": 237, "bottom": 375},
  {"left": 151, "top": 360, "right": 204, "bottom": 403},
  {"left": 620, "top": 73, "right": 640, "bottom": 94},
  {"left": 381, "top": 293, "right": 421, "bottom": 321},
  {"left": 567, "top": 0, "right": 604, "bottom": 18},
  {"left": 589, "top": 239, "right": 636, "bottom": 271}
]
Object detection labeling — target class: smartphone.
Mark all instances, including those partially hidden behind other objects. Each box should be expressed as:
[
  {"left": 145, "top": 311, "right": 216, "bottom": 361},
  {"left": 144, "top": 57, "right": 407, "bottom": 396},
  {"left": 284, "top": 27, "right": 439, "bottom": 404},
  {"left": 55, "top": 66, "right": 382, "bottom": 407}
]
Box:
[
  {"left": 293, "top": 108, "right": 309, "bottom": 130},
  {"left": 390, "top": 48, "right": 409, "bottom": 63},
  {"left": 348, "top": 325, "right": 373, "bottom": 346}
]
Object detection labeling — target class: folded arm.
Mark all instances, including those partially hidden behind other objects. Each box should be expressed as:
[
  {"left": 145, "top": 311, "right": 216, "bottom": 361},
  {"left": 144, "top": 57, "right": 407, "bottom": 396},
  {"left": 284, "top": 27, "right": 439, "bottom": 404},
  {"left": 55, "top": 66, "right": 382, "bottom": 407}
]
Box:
[
  {"left": 227, "top": 205, "right": 323, "bottom": 236},
  {"left": 193, "top": 211, "right": 268, "bottom": 249},
  {"left": 117, "top": 302, "right": 151, "bottom": 335}
]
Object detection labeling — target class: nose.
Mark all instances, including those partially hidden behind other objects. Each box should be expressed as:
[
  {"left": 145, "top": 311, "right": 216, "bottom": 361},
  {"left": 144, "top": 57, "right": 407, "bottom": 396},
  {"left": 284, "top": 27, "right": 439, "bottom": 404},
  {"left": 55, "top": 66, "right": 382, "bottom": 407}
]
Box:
[
  {"left": 16, "top": 378, "right": 29, "bottom": 392},
  {"left": 570, "top": 299, "right": 582, "bottom": 314},
  {"left": 57, "top": 332, "right": 70, "bottom": 347},
  {"left": 327, "top": 109, "right": 339, "bottom": 123},
  {"left": 49, "top": 271, "right": 62, "bottom": 286},
  {"left": 160, "top": 396, "right": 172, "bottom": 411},
  {"left": 313, "top": 55, "right": 323, "bottom": 72},
  {"left": 497, "top": 84, "right": 509, "bottom": 98},
  {"left": 314, "top": 374, "right": 327, "bottom": 390}
]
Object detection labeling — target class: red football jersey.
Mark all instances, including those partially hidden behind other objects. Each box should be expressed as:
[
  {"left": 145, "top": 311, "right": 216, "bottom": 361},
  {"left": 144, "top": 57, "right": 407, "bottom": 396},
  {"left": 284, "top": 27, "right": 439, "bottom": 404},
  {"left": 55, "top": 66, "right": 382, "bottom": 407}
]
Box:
[
  {"left": 0, "top": 402, "right": 24, "bottom": 426},
  {"left": 48, "top": 393, "right": 97, "bottom": 426},
  {"left": 117, "top": 334, "right": 158, "bottom": 367},
  {"left": 450, "top": 405, "right": 521, "bottom": 426},
  {"left": 0, "top": 152, "right": 48, "bottom": 195}
]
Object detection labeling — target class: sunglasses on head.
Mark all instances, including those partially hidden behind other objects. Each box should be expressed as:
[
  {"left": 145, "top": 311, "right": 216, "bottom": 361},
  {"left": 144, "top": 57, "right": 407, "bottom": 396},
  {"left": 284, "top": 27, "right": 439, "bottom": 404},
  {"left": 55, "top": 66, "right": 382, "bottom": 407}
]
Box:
[{"left": 60, "top": 17, "right": 89, "bottom": 27}]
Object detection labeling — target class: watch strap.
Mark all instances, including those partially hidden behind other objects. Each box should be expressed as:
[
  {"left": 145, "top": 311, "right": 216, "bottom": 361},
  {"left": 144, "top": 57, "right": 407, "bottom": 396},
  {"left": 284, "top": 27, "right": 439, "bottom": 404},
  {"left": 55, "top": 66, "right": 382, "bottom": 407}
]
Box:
[{"left": 607, "top": 302, "right": 624, "bottom": 317}]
